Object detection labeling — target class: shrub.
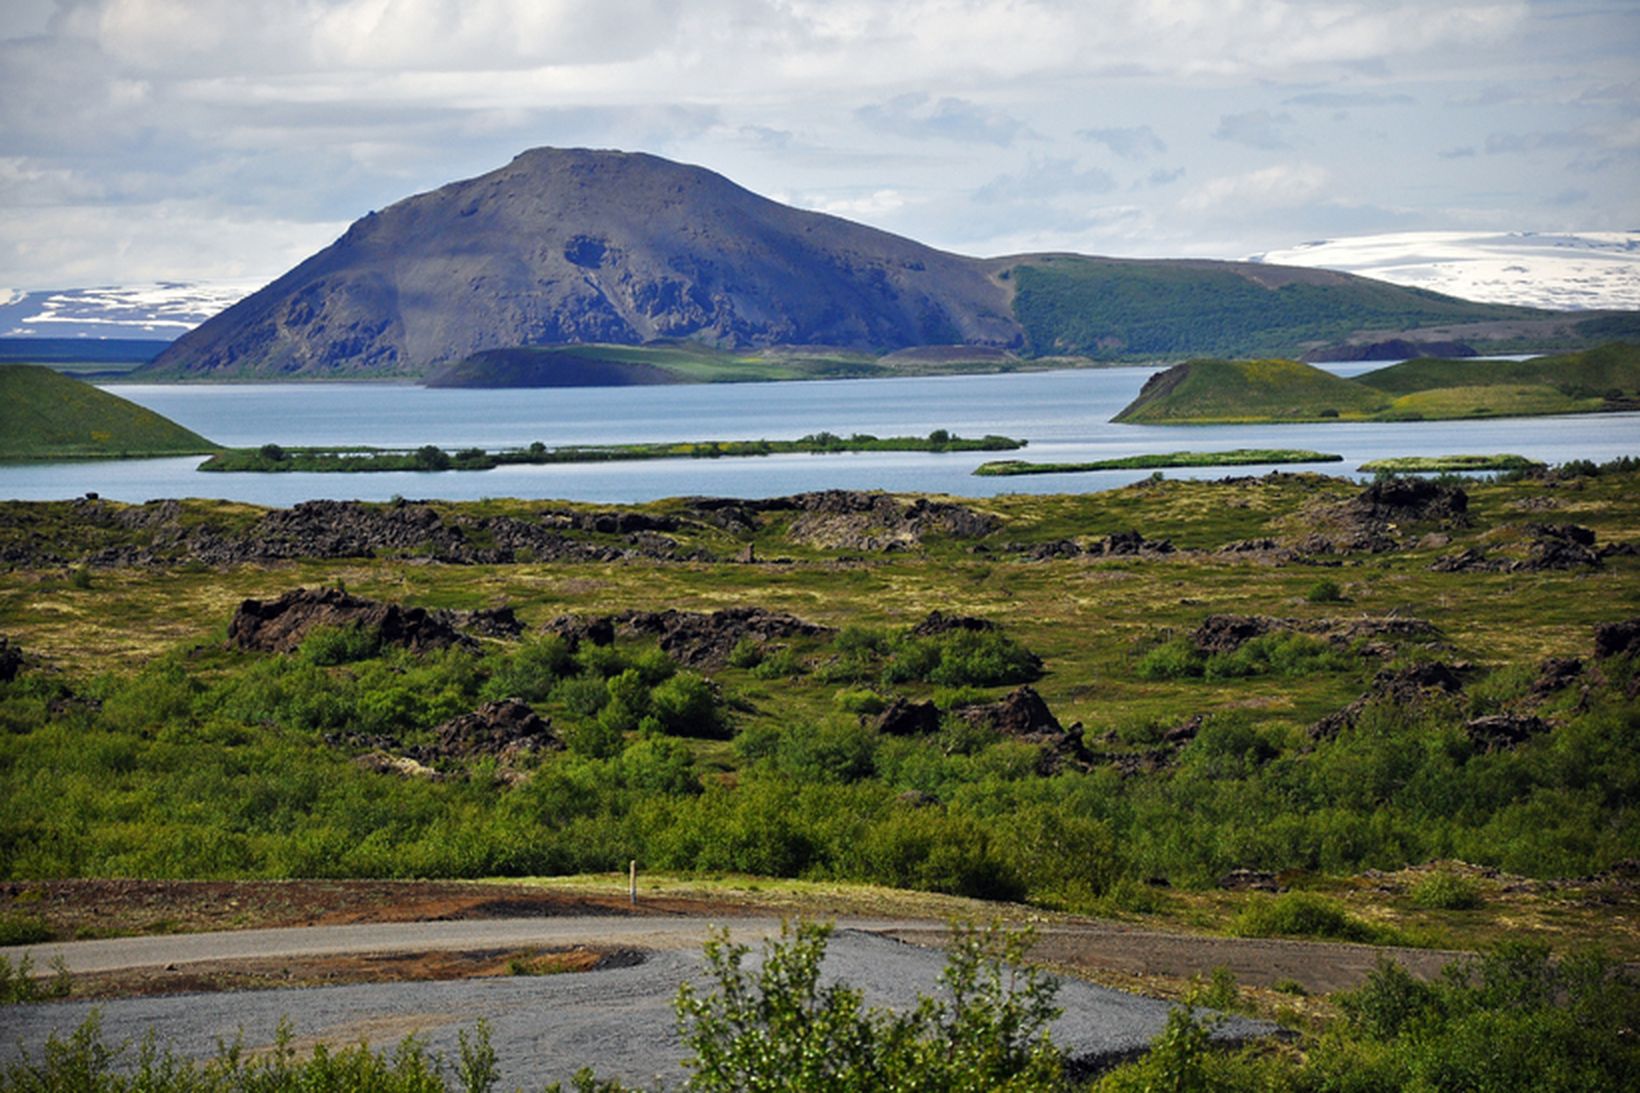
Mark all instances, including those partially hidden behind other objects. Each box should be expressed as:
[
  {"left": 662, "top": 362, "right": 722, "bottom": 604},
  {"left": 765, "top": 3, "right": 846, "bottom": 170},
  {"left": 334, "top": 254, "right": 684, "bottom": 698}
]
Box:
[
  {"left": 552, "top": 675, "right": 611, "bottom": 718},
  {"left": 649, "top": 672, "right": 725, "bottom": 738},
  {"left": 674, "top": 921, "right": 1063, "bottom": 1092},
  {"left": 832, "top": 688, "right": 887, "bottom": 715},
  {"left": 1229, "top": 891, "right": 1401, "bottom": 944},
  {"left": 1306, "top": 578, "right": 1345, "bottom": 603},
  {"left": 481, "top": 635, "right": 574, "bottom": 702},
  {"left": 750, "top": 647, "right": 804, "bottom": 680},
  {"left": 300, "top": 624, "right": 380, "bottom": 666},
  {"left": 0, "top": 912, "right": 50, "bottom": 947},
  {"left": 727, "top": 637, "right": 764, "bottom": 669},
  {"left": 1136, "top": 636, "right": 1203, "bottom": 680},
  {"left": 1409, "top": 869, "right": 1483, "bottom": 910}
]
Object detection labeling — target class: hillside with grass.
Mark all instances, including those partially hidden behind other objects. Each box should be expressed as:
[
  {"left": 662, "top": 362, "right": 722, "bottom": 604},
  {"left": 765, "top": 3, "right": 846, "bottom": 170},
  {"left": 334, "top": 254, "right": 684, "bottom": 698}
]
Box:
[
  {"left": 1114, "top": 342, "right": 1640, "bottom": 424},
  {"left": 0, "top": 365, "right": 215, "bottom": 460}
]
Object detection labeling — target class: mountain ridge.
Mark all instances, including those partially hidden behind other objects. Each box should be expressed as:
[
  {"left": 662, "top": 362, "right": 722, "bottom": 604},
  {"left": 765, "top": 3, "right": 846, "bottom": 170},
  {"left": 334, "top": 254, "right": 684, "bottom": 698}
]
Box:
[{"left": 140, "top": 147, "right": 1626, "bottom": 382}]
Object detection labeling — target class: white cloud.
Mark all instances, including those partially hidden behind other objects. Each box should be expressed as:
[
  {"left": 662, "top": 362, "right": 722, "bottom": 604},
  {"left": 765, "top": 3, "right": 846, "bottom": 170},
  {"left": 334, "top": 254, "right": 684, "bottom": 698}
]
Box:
[{"left": 1180, "top": 164, "right": 1330, "bottom": 213}]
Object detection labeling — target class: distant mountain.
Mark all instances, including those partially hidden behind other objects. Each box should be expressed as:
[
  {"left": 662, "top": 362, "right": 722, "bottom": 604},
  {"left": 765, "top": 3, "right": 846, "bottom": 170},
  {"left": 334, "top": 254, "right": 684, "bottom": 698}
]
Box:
[
  {"left": 0, "top": 282, "right": 259, "bottom": 340},
  {"left": 0, "top": 365, "right": 215, "bottom": 460},
  {"left": 137, "top": 148, "right": 1633, "bottom": 381},
  {"left": 1251, "top": 232, "right": 1640, "bottom": 311}
]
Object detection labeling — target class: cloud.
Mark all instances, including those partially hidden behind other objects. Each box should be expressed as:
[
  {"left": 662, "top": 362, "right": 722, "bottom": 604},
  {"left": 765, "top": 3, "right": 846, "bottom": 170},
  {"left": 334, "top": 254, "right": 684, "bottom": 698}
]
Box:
[
  {"left": 1145, "top": 166, "right": 1185, "bottom": 187},
  {"left": 1213, "top": 110, "right": 1296, "bottom": 149},
  {"left": 974, "top": 159, "right": 1115, "bottom": 203},
  {"left": 1180, "top": 164, "right": 1329, "bottom": 213},
  {"left": 1077, "top": 125, "right": 1166, "bottom": 160},
  {"left": 1283, "top": 90, "right": 1416, "bottom": 108},
  {"left": 1440, "top": 146, "right": 1478, "bottom": 158},
  {"left": 855, "top": 94, "right": 1031, "bottom": 146}
]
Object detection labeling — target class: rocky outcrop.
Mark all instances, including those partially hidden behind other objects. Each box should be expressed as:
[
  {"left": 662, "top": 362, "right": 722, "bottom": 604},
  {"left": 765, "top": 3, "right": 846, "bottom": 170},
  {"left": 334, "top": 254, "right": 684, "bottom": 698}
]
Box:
[
  {"left": 1303, "top": 478, "right": 1469, "bottom": 554},
  {"left": 1432, "top": 523, "right": 1602, "bottom": 573},
  {"left": 0, "top": 637, "right": 21, "bottom": 683},
  {"left": 227, "top": 587, "right": 474, "bottom": 654},
  {"left": 1532, "top": 656, "right": 1583, "bottom": 695},
  {"left": 873, "top": 697, "right": 941, "bottom": 736},
  {"left": 1188, "top": 613, "right": 1440, "bottom": 657},
  {"left": 1465, "top": 714, "right": 1550, "bottom": 752},
  {"left": 430, "top": 698, "right": 562, "bottom": 762},
  {"left": 960, "top": 686, "right": 1091, "bottom": 773},
  {"left": 1594, "top": 618, "right": 1640, "bottom": 659},
  {"left": 1309, "top": 661, "right": 1467, "bottom": 740},
  {"left": 616, "top": 607, "right": 833, "bottom": 669},
  {"left": 781, "top": 491, "right": 997, "bottom": 551},
  {"left": 910, "top": 611, "right": 997, "bottom": 637}
]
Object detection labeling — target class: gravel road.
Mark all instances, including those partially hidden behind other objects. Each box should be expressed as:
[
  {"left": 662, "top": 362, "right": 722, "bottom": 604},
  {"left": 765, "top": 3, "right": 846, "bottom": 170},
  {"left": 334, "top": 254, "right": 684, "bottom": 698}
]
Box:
[{"left": 0, "top": 920, "right": 1273, "bottom": 1087}]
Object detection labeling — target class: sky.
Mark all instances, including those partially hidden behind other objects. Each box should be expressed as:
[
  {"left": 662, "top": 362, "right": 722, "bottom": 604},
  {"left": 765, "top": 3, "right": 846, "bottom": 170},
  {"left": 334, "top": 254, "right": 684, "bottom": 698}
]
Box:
[{"left": 2, "top": 0, "right": 1637, "bottom": 292}]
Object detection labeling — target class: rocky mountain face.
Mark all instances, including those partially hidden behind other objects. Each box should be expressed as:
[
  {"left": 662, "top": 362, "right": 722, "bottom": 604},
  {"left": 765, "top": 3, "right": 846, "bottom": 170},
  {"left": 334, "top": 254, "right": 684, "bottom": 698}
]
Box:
[{"left": 145, "top": 148, "right": 1021, "bottom": 378}]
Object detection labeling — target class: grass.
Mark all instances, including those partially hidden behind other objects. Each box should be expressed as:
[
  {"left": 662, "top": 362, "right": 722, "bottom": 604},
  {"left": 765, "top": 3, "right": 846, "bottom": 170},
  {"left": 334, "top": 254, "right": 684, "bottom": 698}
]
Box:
[
  {"left": 973, "top": 449, "right": 1341, "bottom": 476},
  {"left": 1113, "top": 342, "right": 1640, "bottom": 425},
  {"left": 0, "top": 365, "right": 217, "bottom": 460},
  {"left": 199, "top": 432, "right": 1024, "bottom": 473},
  {"left": 0, "top": 466, "right": 1635, "bottom": 959},
  {"left": 1357, "top": 454, "right": 1545, "bottom": 473}
]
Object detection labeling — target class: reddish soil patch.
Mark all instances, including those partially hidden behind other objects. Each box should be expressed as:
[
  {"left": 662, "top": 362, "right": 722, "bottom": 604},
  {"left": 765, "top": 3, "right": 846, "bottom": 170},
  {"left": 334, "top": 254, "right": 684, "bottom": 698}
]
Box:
[
  {"left": 0, "top": 879, "right": 743, "bottom": 943},
  {"left": 67, "top": 946, "right": 645, "bottom": 1001}
]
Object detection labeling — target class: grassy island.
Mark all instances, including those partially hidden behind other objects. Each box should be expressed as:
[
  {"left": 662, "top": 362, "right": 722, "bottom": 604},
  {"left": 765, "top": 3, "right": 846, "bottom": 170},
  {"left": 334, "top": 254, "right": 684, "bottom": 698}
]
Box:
[
  {"left": 199, "top": 431, "right": 1025, "bottom": 473},
  {"left": 1113, "top": 341, "right": 1640, "bottom": 425},
  {"left": 973, "top": 448, "right": 1341, "bottom": 477},
  {"left": 0, "top": 365, "right": 216, "bottom": 461},
  {"left": 1358, "top": 454, "right": 1546, "bottom": 474}
]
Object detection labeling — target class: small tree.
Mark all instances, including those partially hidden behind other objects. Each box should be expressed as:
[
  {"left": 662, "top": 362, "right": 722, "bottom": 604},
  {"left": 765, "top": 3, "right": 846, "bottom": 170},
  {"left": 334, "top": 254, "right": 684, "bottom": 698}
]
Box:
[{"left": 258, "top": 442, "right": 287, "bottom": 462}]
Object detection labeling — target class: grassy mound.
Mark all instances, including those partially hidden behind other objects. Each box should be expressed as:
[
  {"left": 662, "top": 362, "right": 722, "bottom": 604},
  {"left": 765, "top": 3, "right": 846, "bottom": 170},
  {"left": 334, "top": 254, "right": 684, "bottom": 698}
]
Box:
[
  {"left": 0, "top": 365, "right": 215, "bottom": 460},
  {"left": 1113, "top": 342, "right": 1640, "bottom": 425},
  {"left": 1113, "top": 359, "right": 1388, "bottom": 424},
  {"left": 423, "top": 343, "right": 885, "bottom": 387}
]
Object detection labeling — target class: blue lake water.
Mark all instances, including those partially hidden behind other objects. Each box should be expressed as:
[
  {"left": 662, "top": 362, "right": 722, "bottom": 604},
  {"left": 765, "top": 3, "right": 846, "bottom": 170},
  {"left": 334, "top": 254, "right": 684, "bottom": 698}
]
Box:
[{"left": 3, "top": 366, "right": 1637, "bottom": 504}]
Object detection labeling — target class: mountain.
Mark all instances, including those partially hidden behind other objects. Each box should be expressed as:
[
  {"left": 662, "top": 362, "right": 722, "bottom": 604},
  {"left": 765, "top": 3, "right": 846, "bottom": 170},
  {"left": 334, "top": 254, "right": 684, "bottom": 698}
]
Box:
[
  {"left": 139, "top": 148, "right": 1629, "bottom": 382},
  {"left": 0, "top": 365, "right": 216, "bottom": 459},
  {"left": 1250, "top": 232, "right": 1640, "bottom": 311}
]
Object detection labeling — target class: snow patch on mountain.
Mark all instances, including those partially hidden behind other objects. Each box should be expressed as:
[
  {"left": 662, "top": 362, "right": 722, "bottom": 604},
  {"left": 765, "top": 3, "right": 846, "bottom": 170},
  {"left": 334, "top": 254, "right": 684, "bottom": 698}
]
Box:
[
  {"left": 1250, "top": 231, "right": 1640, "bottom": 311},
  {"left": 0, "top": 281, "right": 260, "bottom": 339}
]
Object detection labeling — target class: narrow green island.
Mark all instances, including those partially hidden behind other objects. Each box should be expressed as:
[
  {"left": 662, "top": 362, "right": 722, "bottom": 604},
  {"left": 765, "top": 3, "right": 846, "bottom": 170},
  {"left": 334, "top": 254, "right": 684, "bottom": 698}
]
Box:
[
  {"left": 199, "top": 430, "right": 1025, "bottom": 473},
  {"left": 0, "top": 364, "right": 216, "bottom": 461},
  {"left": 1358, "top": 454, "right": 1546, "bottom": 474},
  {"left": 1113, "top": 341, "right": 1640, "bottom": 425},
  {"left": 972, "top": 448, "right": 1342, "bottom": 477}
]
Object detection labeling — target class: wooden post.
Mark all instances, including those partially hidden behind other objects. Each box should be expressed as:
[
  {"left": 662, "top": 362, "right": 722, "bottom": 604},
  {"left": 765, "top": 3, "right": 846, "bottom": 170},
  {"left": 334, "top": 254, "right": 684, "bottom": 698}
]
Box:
[{"left": 629, "top": 859, "right": 637, "bottom": 906}]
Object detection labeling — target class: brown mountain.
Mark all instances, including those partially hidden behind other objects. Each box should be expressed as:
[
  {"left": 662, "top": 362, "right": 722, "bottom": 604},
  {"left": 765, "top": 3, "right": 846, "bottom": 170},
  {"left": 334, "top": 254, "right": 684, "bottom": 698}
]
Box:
[{"left": 143, "top": 147, "right": 1600, "bottom": 381}]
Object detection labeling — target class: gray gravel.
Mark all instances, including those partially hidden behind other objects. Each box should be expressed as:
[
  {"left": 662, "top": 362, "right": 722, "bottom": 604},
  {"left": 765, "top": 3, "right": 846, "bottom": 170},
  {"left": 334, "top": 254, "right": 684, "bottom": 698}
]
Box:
[{"left": 0, "top": 928, "right": 1271, "bottom": 1088}]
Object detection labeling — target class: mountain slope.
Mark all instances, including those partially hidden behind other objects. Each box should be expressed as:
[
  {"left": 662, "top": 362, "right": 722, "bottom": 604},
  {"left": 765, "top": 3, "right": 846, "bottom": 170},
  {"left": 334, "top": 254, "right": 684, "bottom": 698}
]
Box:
[
  {"left": 145, "top": 148, "right": 1018, "bottom": 379},
  {"left": 0, "top": 366, "right": 215, "bottom": 459},
  {"left": 140, "top": 148, "right": 1590, "bottom": 381}
]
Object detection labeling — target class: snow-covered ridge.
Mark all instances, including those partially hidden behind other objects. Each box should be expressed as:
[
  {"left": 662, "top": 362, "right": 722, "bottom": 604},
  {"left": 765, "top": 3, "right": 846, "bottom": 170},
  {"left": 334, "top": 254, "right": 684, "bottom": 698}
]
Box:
[
  {"left": 0, "top": 281, "right": 260, "bottom": 339},
  {"left": 1250, "top": 231, "right": 1640, "bottom": 311}
]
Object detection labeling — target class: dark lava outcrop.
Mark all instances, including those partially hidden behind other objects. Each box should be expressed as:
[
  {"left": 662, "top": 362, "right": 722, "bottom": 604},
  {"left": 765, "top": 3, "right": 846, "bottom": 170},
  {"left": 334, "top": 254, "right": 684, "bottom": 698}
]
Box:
[
  {"left": 430, "top": 699, "right": 562, "bottom": 762},
  {"left": 1309, "top": 661, "right": 1467, "bottom": 740},
  {"left": 909, "top": 611, "right": 998, "bottom": 637},
  {"left": 873, "top": 697, "right": 941, "bottom": 736},
  {"left": 1302, "top": 478, "right": 1469, "bottom": 554},
  {"left": 0, "top": 637, "right": 21, "bottom": 683},
  {"left": 960, "top": 686, "right": 1091, "bottom": 773},
  {"left": 1594, "top": 618, "right": 1640, "bottom": 659},
  {"left": 227, "top": 587, "right": 474, "bottom": 654},
  {"left": 1188, "top": 613, "right": 1440, "bottom": 657},
  {"left": 616, "top": 607, "right": 833, "bottom": 669},
  {"left": 1432, "top": 523, "right": 1603, "bottom": 573},
  {"left": 1465, "top": 714, "right": 1551, "bottom": 752}
]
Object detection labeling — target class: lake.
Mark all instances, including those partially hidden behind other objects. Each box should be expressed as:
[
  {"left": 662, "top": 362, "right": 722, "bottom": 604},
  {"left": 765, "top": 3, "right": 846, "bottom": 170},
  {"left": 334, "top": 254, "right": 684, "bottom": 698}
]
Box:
[{"left": 3, "top": 366, "right": 1637, "bottom": 504}]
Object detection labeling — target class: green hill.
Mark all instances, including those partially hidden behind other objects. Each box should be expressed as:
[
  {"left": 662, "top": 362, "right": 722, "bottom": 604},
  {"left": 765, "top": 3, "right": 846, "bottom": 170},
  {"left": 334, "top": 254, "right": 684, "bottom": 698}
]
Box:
[
  {"left": 1008, "top": 255, "right": 1540, "bottom": 360},
  {"left": 1357, "top": 341, "right": 1640, "bottom": 397},
  {"left": 1113, "top": 343, "right": 1640, "bottom": 425},
  {"left": 424, "top": 343, "right": 885, "bottom": 387},
  {"left": 1113, "top": 358, "right": 1390, "bottom": 424},
  {"left": 0, "top": 365, "right": 216, "bottom": 460}
]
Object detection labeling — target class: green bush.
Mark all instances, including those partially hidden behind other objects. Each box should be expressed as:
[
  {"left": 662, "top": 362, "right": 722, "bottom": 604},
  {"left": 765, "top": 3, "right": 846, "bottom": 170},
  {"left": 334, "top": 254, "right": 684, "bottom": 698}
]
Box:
[
  {"left": 552, "top": 675, "right": 611, "bottom": 718},
  {"left": 649, "top": 672, "right": 725, "bottom": 738},
  {"left": 0, "top": 912, "right": 50, "bottom": 947},
  {"left": 673, "top": 922, "right": 1063, "bottom": 1092},
  {"left": 1306, "top": 578, "right": 1345, "bottom": 603},
  {"left": 1136, "top": 636, "right": 1203, "bottom": 680},
  {"left": 1229, "top": 891, "right": 1402, "bottom": 944},
  {"left": 832, "top": 688, "right": 887, "bottom": 715},
  {"left": 482, "top": 636, "right": 573, "bottom": 702},
  {"left": 300, "top": 624, "right": 381, "bottom": 666},
  {"left": 1408, "top": 869, "right": 1483, "bottom": 910},
  {"left": 750, "top": 647, "right": 804, "bottom": 680}
]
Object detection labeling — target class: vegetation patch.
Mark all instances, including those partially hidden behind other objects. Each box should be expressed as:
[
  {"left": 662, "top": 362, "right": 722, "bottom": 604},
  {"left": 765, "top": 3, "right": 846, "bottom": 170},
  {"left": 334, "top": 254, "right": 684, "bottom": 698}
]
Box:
[
  {"left": 1358, "top": 454, "right": 1545, "bottom": 473},
  {"left": 0, "top": 365, "right": 216, "bottom": 461},
  {"left": 201, "top": 431, "right": 1023, "bottom": 473},
  {"left": 974, "top": 449, "right": 1341, "bottom": 476},
  {"left": 1113, "top": 342, "right": 1639, "bottom": 425}
]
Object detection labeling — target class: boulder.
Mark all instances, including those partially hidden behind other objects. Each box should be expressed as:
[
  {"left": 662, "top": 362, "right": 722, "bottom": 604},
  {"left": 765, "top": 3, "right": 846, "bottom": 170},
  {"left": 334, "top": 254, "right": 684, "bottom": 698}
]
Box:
[
  {"left": 910, "top": 610, "right": 998, "bottom": 637},
  {"left": 1465, "top": 714, "right": 1550, "bottom": 752},
  {"left": 545, "top": 614, "right": 617, "bottom": 649},
  {"left": 227, "top": 587, "right": 473, "bottom": 654},
  {"left": 0, "top": 637, "right": 21, "bottom": 683},
  {"left": 873, "top": 697, "right": 940, "bottom": 736},
  {"left": 1594, "top": 618, "right": 1640, "bottom": 659},
  {"left": 617, "top": 606, "right": 833, "bottom": 668},
  {"left": 1310, "top": 661, "right": 1466, "bottom": 740},
  {"left": 431, "top": 697, "right": 561, "bottom": 761},
  {"left": 1532, "top": 656, "right": 1582, "bottom": 695}
]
